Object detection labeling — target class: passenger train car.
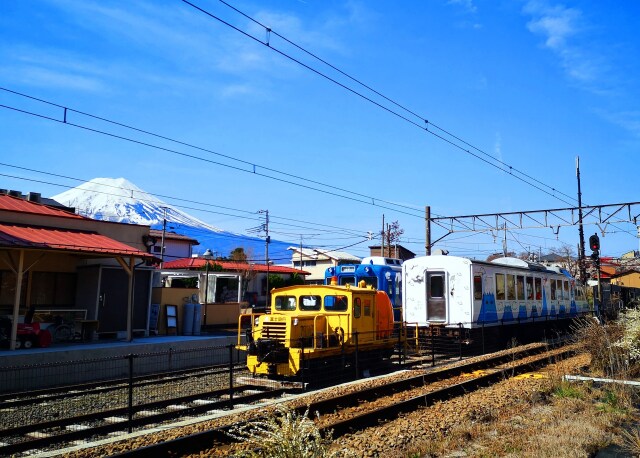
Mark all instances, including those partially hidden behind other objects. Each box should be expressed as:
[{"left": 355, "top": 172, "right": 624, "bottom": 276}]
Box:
[
  {"left": 403, "top": 255, "right": 592, "bottom": 332},
  {"left": 325, "top": 256, "right": 403, "bottom": 321},
  {"left": 238, "top": 282, "right": 396, "bottom": 378}
]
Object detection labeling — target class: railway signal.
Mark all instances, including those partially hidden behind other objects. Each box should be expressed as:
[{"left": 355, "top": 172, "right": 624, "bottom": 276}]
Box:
[{"left": 589, "top": 233, "right": 600, "bottom": 266}]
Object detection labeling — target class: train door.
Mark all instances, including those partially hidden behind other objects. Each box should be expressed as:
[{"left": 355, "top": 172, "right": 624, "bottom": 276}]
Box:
[
  {"left": 393, "top": 273, "right": 403, "bottom": 321},
  {"left": 425, "top": 271, "right": 447, "bottom": 322},
  {"left": 353, "top": 295, "right": 375, "bottom": 342}
]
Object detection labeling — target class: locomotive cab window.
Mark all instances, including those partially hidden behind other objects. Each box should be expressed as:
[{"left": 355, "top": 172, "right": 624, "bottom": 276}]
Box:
[
  {"left": 275, "top": 295, "right": 297, "bottom": 311},
  {"left": 473, "top": 275, "right": 482, "bottom": 300},
  {"left": 563, "top": 280, "right": 570, "bottom": 300},
  {"left": 354, "top": 297, "right": 361, "bottom": 318},
  {"left": 534, "top": 277, "right": 542, "bottom": 300},
  {"left": 361, "top": 277, "right": 378, "bottom": 289},
  {"left": 550, "top": 280, "right": 557, "bottom": 300},
  {"left": 324, "top": 295, "right": 348, "bottom": 312},
  {"left": 339, "top": 276, "right": 355, "bottom": 286},
  {"left": 300, "top": 295, "right": 322, "bottom": 311}
]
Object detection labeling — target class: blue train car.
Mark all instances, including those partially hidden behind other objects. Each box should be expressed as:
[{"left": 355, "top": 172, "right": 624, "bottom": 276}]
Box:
[{"left": 325, "top": 257, "right": 403, "bottom": 321}]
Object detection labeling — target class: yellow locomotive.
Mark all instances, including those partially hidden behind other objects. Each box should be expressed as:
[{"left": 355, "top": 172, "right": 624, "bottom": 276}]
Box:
[{"left": 237, "top": 282, "right": 397, "bottom": 378}]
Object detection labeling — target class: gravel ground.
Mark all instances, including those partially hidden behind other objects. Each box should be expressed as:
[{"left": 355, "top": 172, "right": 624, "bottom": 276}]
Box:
[{"left": 53, "top": 343, "right": 635, "bottom": 458}]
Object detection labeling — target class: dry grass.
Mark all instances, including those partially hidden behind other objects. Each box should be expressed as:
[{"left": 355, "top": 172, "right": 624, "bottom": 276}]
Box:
[{"left": 406, "top": 320, "right": 640, "bottom": 458}]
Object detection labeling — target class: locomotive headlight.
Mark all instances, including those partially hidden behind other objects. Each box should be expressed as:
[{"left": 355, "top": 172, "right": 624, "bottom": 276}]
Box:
[
  {"left": 254, "top": 317, "right": 260, "bottom": 326},
  {"left": 293, "top": 318, "right": 299, "bottom": 326},
  {"left": 385, "top": 272, "right": 391, "bottom": 280}
]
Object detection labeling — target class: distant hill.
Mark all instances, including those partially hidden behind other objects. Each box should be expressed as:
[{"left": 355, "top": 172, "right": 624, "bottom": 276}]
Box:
[{"left": 52, "top": 178, "right": 293, "bottom": 263}]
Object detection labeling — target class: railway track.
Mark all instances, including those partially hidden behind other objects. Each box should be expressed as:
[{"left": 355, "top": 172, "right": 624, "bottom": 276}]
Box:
[
  {"left": 0, "top": 382, "right": 291, "bottom": 456},
  {"left": 97, "top": 342, "right": 574, "bottom": 457}
]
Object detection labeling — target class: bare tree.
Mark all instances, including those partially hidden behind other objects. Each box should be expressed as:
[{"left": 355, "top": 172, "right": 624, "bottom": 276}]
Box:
[
  {"left": 382, "top": 220, "right": 404, "bottom": 257},
  {"left": 548, "top": 244, "right": 579, "bottom": 278}
]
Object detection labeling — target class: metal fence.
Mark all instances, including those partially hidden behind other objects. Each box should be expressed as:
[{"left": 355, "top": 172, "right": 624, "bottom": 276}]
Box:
[
  {"left": 0, "top": 316, "right": 584, "bottom": 455},
  {"left": 0, "top": 343, "right": 251, "bottom": 455}
]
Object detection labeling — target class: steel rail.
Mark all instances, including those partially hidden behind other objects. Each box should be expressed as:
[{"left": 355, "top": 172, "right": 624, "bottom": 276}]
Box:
[
  {"left": 108, "top": 344, "right": 571, "bottom": 457},
  {"left": 0, "top": 386, "right": 285, "bottom": 455}
]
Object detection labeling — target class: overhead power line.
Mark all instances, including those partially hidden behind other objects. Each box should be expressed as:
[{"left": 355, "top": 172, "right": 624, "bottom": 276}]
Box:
[
  {"left": 182, "top": 0, "right": 578, "bottom": 207},
  {"left": 0, "top": 164, "right": 369, "bottom": 240},
  {"left": 0, "top": 87, "right": 425, "bottom": 220}
]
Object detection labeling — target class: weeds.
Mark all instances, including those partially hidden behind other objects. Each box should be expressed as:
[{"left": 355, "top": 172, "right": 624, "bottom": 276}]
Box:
[
  {"left": 227, "top": 404, "right": 336, "bottom": 458},
  {"left": 621, "top": 426, "right": 640, "bottom": 456}
]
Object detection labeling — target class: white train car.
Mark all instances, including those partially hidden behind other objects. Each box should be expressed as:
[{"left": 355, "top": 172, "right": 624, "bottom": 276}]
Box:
[{"left": 403, "top": 255, "right": 592, "bottom": 329}]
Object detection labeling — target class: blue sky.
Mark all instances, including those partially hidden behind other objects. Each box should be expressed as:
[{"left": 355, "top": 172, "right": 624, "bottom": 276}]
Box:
[{"left": 1, "top": 0, "right": 640, "bottom": 260}]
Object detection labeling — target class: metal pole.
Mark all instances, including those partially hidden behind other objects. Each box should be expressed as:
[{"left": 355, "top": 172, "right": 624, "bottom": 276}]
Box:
[
  {"left": 354, "top": 331, "right": 359, "bottom": 380},
  {"left": 204, "top": 261, "right": 209, "bottom": 326},
  {"left": 160, "top": 207, "right": 167, "bottom": 268},
  {"left": 127, "top": 353, "right": 134, "bottom": 433},
  {"left": 576, "top": 157, "right": 586, "bottom": 283},
  {"left": 425, "top": 206, "right": 431, "bottom": 255},
  {"left": 228, "top": 344, "right": 234, "bottom": 403}
]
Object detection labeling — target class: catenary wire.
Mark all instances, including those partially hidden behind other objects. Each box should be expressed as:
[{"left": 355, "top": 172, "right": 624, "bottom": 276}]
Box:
[{"left": 183, "top": 0, "right": 577, "bottom": 207}]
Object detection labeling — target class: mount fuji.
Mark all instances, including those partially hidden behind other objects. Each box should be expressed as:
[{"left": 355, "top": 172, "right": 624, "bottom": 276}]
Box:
[{"left": 52, "top": 178, "right": 293, "bottom": 263}]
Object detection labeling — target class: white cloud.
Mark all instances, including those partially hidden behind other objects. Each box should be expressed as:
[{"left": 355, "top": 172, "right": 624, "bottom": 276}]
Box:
[
  {"left": 448, "top": 0, "right": 478, "bottom": 14},
  {"left": 522, "top": 1, "right": 599, "bottom": 84}
]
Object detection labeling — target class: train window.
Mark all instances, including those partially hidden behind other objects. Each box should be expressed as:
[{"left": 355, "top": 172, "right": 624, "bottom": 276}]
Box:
[
  {"left": 507, "top": 274, "right": 516, "bottom": 301},
  {"left": 550, "top": 280, "right": 557, "bottom": 300},
  {"left": 362, "top": 277, "right": 378, "bottom": 289},
  {"left": 496, "top": 274, "right": 505, "bottom": 300},
  {"left": 354, "top": 297, "right": 361, "bottom": 318},
  {"left": 473, "top": 275, "right": 482, "bottom": 300},
  {"left": 324, "top": 295, "right": 348, "bottom": 312},
  {"left": 364, "top": 304, "right": 371, "bottom": 316},
  {"left": 429, "top": 275, "right": 444, "bottom": 298},
  {"left": 516, "top": 275, "right": 525, "bottom": 300},
  {"left": 275, "top": 295, "right": 297, "bottom": 311},
  {"left": 534, "top": 277, "right": 542, "bottom": 300},
  {"left": 564, "top": 281, "right": 570, "bottom": 299},
  {"left": 395, "top": 276, "right": 402, "bottom": 307},
  {"left": 526, "top": 277, "right": 534, "bottom": 300},
  {"left": 340, "top": 276, "right": 356, "bottom": 286},
  {"left": 300, "top": 295, "right": 322, "bottom": 311}
]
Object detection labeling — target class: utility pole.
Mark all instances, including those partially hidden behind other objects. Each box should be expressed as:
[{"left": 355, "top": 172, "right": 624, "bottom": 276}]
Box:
[
  {"left": 576, "top": 157, "right": 586, "bottom": 283},
  {"left": 259, "top": 210, "right": 270, "bottom": 307},
  {"left": 381, "top": 214, "right": 385, "bottom": 257},
  {"left": 425, "top": 206, "right": 431, "bottom": 255},
  {"left": 160, "top": 207, "right": 167, "bottom": 268}
]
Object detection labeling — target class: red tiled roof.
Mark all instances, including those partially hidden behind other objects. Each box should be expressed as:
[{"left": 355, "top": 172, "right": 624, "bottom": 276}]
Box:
[
  {"left": 0, "top": 223, "right": 155, "bottom": 258},
  {"left": 0, "top": 194, "right": 85, "bottom": 219},
  {"left": 163, "top": 257, "right": 309, "bottom": 275}
]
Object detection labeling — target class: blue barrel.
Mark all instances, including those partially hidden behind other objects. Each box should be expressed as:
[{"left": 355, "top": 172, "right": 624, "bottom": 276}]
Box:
[
  {"left": 192, "top": 303, "right": 202, "bottom": 335},
  {"left": 182, "top": 302, "right": 194, "bottom": 336}
]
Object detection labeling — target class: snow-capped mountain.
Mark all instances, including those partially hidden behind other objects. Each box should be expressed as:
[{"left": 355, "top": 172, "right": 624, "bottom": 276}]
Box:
[
  {"left": 53, "top": 178, "right": 221, "bottom": 231},
  {"left": 52, "top": 178, "right": 293, "bottom": 262}
]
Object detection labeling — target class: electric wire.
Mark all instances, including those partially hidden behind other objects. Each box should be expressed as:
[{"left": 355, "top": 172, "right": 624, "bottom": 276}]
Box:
[
  {"left": 0, "top": 168, "right": 371, "bottom": 241},
  {"left": 0, "top": 87, "right": 425, "bottom": 219},
  {"left": 183, "top": 0, "right": 577, "bottom": 207}
]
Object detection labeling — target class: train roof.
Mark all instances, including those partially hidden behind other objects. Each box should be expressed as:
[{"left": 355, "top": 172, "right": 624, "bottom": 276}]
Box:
[
  {"left": 361, "top": 256, "right": 403, "bottom": 267},
  {"left": 405, "top": 254, "right": 572, "bottom": 277}
]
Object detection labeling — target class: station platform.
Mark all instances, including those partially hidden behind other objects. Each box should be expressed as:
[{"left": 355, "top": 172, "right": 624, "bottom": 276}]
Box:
[
  {"left": 0, "top": 329, "right": 239, "bottom": 369},
  {"left": 0, "top": 329, "right": 244, "bottom": 392}
]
